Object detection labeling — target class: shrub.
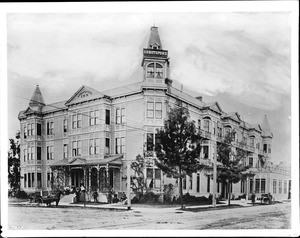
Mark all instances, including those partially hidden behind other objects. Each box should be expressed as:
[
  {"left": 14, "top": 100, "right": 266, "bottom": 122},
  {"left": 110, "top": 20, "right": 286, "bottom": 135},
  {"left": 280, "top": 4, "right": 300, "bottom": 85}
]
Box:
[{"left": 16, "top": 190, "right": 28, "bottom": 199}]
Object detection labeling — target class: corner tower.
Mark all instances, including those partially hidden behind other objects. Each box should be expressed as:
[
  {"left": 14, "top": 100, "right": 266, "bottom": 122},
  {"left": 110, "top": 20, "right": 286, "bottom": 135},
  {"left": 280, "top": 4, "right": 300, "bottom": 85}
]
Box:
[
  {"left": 261, "top": 115, "right": 273, "bottom": 162},
  {"left": 142, "top": 26, "right": 170, "bottom": 86}
]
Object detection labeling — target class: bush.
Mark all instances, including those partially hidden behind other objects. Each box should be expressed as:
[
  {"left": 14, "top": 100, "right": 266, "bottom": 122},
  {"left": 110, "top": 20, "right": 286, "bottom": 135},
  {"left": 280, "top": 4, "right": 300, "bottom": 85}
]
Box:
[{"left": 16, "top": 190, "right": 28, "bottom": 199}]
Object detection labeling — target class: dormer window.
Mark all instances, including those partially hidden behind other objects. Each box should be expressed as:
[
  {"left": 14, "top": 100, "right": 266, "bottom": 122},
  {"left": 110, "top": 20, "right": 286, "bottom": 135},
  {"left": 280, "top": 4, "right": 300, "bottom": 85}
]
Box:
[{"left": 147, "top": 62, "right": 164, "bottom": 78}]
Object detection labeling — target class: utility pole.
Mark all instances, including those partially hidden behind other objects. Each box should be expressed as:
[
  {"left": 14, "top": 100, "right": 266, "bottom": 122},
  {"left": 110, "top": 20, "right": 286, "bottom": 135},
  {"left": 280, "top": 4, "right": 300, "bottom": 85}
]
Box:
[
  {"left": 212, "top": 144, "right": 217, "bottom": 208},
  {"left": 126, "top": 158, "right": 131, "bottom": 210}
]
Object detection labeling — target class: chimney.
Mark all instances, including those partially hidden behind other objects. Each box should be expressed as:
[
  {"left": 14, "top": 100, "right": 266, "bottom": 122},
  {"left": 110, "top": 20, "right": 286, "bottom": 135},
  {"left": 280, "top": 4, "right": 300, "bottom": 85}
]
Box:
[{"left": 196, "top": 96, "right": 203, "bottom": 101}]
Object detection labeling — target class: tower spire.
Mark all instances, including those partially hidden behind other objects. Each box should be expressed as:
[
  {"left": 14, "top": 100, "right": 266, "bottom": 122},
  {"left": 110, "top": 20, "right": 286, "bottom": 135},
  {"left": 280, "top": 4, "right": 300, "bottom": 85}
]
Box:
[
  {"left": 261, "top": 115, "right": 273, "bottom": 138},
  {"left": 29, "top": 85, "right": 45, "bottom": 108},
  {"left": 147, "top": 25, "right": 162, "bottom": 49}
]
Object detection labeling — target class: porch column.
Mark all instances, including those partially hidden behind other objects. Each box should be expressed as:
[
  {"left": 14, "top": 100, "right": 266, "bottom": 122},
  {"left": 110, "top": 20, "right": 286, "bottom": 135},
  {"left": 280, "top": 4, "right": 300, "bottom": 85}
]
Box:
[
  {"left": 106, "top": 164, "right": 109, "bottom": 187},
  {"left": 246, "top": 177, "right": 249, "bottom": 201},
  {"left": 97, "top": 166, "right": 100, "bottom": 190},
  {"left": 68, "top": 167, "right": 71, "bottom": 187},
  {"left": 83, "top": 167, "right": 87, "bottom": 187},
  {"left": 88, "top": 167, "right": 91, "bottom": 192}
]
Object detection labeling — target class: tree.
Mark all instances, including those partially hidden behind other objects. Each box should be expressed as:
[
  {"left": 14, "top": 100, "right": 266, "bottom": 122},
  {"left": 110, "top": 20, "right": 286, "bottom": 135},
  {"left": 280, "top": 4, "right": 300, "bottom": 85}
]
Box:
[
  {"left": 131, "top": 154, "right": 148, "bottom": 200},
  {"left": 8, "top": 132, "right": 21, "bottom": 195},
  {"left": 155, "top": 106, "right": 200, "bottom": 209},
  {"left": 217, "top": 131, "right": 253, "bottom": 206}
]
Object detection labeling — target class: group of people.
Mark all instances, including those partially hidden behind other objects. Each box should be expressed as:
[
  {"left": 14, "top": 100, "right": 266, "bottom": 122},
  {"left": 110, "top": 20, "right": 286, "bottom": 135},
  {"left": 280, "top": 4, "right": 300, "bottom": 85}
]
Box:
[
  {"left": 251, "top": 192, "right": 273, "bottom": 205},
  {"left": 92, "top": 188, "right": 127, "bottom": 204}
]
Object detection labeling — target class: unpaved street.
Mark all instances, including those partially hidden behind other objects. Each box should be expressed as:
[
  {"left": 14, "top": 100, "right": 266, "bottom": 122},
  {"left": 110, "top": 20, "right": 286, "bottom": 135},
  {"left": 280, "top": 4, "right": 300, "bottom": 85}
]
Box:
[{"left": 8, "top": 202, "right": 290, "bottom": 230}]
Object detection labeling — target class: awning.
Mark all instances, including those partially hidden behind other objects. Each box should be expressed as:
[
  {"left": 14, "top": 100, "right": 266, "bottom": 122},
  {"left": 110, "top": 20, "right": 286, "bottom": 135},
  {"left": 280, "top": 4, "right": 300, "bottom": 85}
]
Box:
[{"left": 50, "top": 155, "right": 123, "bottom": 168}]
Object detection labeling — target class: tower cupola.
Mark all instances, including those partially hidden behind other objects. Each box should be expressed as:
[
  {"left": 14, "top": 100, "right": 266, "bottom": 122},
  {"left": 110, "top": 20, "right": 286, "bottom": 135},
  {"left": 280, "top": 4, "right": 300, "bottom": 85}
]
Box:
[
  {"left": 29, "top": 85, "right": 45, "bottom": 111},
  {"left": 142, "top": 26, "right": 170, "bottom": 86}
]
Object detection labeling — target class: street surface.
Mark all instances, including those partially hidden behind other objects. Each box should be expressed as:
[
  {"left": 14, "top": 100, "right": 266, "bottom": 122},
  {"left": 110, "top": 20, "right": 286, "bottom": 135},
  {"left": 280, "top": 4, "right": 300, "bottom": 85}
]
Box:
[{"left": 8, "top": 202, "right": 290, "bottom": 230}]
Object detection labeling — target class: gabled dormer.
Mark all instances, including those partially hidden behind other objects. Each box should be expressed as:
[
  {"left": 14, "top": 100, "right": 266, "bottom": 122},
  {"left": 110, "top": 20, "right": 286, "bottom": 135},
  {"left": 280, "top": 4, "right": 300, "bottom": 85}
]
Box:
[
  {"left": 142, "top": 26, "right": 170, "bottom": 86},
  {"left": 65, "top": 85, "right": 107, "bottom": 106}
]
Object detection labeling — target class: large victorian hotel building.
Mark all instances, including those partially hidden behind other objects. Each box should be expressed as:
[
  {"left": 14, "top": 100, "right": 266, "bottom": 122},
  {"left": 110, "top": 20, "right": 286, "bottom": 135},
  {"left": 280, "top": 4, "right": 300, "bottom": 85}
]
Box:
[{"left": 18, "top": 26, "right": 291, "bottom": 201}]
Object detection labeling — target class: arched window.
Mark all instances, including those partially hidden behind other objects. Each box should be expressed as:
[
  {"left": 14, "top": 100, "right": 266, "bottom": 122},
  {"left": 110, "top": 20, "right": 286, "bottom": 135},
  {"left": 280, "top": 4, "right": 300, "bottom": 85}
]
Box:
[
  {"left": 147, "top": 63, "right": 155, "bottom": 78},
  {"left": 147, "top": 62, "right": 164, "bottom": 78},
  {"left": 156, "top": 63, "right": 163, "bottom": 78},
  {"left": 203, "top": 117, "right": 211, "bottom": 132}
]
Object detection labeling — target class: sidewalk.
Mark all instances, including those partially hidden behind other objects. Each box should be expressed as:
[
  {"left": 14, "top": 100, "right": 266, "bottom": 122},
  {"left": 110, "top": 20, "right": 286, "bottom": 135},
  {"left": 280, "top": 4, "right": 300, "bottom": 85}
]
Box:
[{"left": 10, "top": 198, "right": 283, "bottom": 212}]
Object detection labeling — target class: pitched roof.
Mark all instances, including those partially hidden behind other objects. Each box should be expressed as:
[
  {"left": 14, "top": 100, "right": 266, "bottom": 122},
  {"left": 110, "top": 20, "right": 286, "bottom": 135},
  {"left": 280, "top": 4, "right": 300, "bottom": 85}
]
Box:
[
  {"left": 148, "top": 26, "right": 163, "bottom": 49},
  {"left": 65, "top": 85, "right": 105, "bottom": 106},
  {"left": 50, "top": 155, "right": 123, "bottom": 167},
  {"left": 261, "top": 115, "right": 273, "bottom": 138},
  {"left": 29, "top": 85, "right": 45, "bottom": 107},
  {"left": 42, "top": 101, "right": 67, "bottom": 113},
  {"left": 102, "top": 81, "right": 144, "bottom": 98}
]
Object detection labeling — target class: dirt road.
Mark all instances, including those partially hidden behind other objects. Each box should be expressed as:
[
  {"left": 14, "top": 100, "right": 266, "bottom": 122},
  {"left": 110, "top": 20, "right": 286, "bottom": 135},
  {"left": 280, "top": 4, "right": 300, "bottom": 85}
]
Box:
[{"left": 8, "top": 202, "right": 290, "bottom": 230}]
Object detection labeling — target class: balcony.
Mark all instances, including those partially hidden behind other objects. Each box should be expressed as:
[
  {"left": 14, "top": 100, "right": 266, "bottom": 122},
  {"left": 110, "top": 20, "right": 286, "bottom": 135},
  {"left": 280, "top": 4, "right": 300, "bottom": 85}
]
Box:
[{"left": 199, "top": 129, "right": 211, "bottom": 139}]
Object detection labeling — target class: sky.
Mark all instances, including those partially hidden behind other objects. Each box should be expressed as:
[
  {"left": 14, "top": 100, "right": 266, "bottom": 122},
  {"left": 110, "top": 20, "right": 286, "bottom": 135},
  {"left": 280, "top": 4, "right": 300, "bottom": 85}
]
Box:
[{"left": 5, "top": 10, "right": 294, "bottom": 166}]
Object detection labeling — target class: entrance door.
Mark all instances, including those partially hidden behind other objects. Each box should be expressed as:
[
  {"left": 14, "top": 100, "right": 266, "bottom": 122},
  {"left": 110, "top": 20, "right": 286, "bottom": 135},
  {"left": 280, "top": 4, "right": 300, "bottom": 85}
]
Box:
[{"left": 71, "top": 169, "right": 84, "bottom": 187}]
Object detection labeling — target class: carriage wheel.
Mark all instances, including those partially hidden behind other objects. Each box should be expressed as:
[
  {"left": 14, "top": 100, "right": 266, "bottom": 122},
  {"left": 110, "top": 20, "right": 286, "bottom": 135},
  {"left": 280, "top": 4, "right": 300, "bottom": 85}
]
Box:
[{"left": 36, "top": 198, "right": 43, "bottom": 205}]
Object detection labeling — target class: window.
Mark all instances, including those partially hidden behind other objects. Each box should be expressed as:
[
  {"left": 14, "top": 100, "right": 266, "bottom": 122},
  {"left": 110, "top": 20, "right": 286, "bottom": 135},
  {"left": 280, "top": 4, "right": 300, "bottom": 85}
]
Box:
[
  {"left": 155, "top": 169, "right": 161, "bottom": 180},
  {"left": 147, "top": 62, "right": 164, "bottom": 78},
  {"left": 47, "top": 173, "right": 51, "bottom": 187},
  {"left": 268, "top": 144, "right": 271, "bottom": 153},
  {"left": 24, "top": 174, "right": 27, "bottom": 188},
  {"left": 155, "top": 102, "right": 162, "bottom": 119},
  {"left": 106, "top": 110, "right": 110, "bottom": 125},
  {"left": 250, "top": 179, "right": 254, "bottom": 193},
  {"left": 261, "top": 178, "right": 266, "bottom": 194},
  {"left": 37, "top": 173, "right": 42, "bottom": 188},
  {"left": 27, "top": 123, "right": 31, "bottom": 136},
  {"left": 90, "top": 111, "right": 95, "bottom": 126},
  {"left": 146, "top": 133, "right": 160, "bottom": 151},
  {"left": 279, "top": 180, "right": 282, "bottom": 193},
  {"left": 77, "top": 114, "right": 82, "bottom": 128},
  {"left": 273, "top": 179, "right": 277, "bottom": 194},
  {"left": 95, "top": 138, "right": 99, "bottom": 155},
  {"left": 248, "top": 157, "right": 253, "bottom": 167},
  {"left": 47, "top": 146, "right": 53, "bottom": 160},
  {"left": 250, "top": 137, "right": 254, "bottom": 147},
  {"left": 224, "top": 127, "right": 231, "bottom": 136},
  {"left": 156, "top": 63, "right": 163, "bottom": 78},
  {"left": 95, "top": 110, "right": 99, "bottom": 125},
  {"left": 204, "top": 120, "right": 210, "bottom": 132},
  {"left": 203, "top": 146, "right": 209, "bottom": 159},
  {"left": 207, "top": 175, "right": 211, "bottom": 193},
  {"left": 284, "top": 180, "right": 287, "bottom": 194},
  {"left": 213, "top": 122, "right": 216, "bottom": 135},
  {"left": 63, "top": 144, "right": 68, "bottom": 158},
  {"left": 37, "top": 146, "right": 41, "bottom": 160},
  {"left": 147, "top": 169, "right": 153, "bottom": 179},
  {"left": 121, "top": 108, "right": 126, "bottom": 124},
  {"left": 78, "top": 141, "right": 82, "bottom": 156},
  {"left": 47, "top": 121, "right": 54, "bottom": 135},
  {"left": 147, "top": 63, "right": 155, "bottom": 78},
  {"left": 198, "top": 119, "right": 201, "bottom": 132},
  {"left": 31, "top": 146, "right": 34, "bottom": 160},
  {"left": 116, "top": 108, "right": 121, "bottom": 124},
  {"left": 24, "top": 149, "right": 27, "bottom": 162},
  {"left": 31, "top": 173, "right": 35, "bottom": 187},
  {"left": 27, "top": 147, "right": 31, "bottom": 161},
  {"left": 189, "top": 176, "right": 193, "bottom": 190},
  {"left": 63, "top": 119, "right": 68, "bottom": 132},
  {"left": 72, "top": 141, "right": 81, "bottom": 156},
  {"left": 263, "top": 144, "right": 267, "bottom": 153},
  {"left": 24, "top": 125, "right": 27, "bottom": 138},
  {"left": 196, "top": 174, "right": 200, "bottom": 193},
  {"left": 121, "top": 137, "right": 125, "bottom": 154},
  {"left": 105, "top": 138, "right": 110, "bottom": 154},
  {"left": 183, "top": 176, "right": 186, "bottom": 190},
  {"left": 28, "top": 173, "right": 31, "bottom": 188},
  {"left": 37, "top": 123, "right": 41, "bottom": 136},
  {"left": 89, "top": 139, "right": 94, "bottom": 155},
  {"left": 31, "top": 123, "right": 34, "bottom": 135},
  {"left": 255, "top": 179, "right": 260, "bottom": 193},
  {"left": 115, "top": 138, "right": 120, "bottom": 154},
  {"left": 147, "top": 102, "right": 154, "bottom": 118},
  {"left": 72, "top": 115, "right": 77, "bottom": 129}
]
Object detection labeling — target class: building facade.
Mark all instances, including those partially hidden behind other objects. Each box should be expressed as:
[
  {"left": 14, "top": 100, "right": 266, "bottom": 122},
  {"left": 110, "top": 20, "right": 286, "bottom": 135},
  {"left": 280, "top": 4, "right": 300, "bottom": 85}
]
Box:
[{"left": 18, "top": 26, "right": 291, "bottom": 201}]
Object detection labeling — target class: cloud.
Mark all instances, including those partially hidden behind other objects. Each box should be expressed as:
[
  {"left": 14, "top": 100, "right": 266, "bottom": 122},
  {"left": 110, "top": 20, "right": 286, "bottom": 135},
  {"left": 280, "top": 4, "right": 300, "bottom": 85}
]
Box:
[{"left": 7, "top": 12, "right": 291, "bottom": 111}]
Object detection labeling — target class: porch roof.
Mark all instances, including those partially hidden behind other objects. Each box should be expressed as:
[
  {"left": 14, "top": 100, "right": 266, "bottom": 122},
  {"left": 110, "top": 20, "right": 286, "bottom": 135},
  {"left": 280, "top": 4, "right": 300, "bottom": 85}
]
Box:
[{"left": 50, "top": 155, "right": 123, "bottom": 167}]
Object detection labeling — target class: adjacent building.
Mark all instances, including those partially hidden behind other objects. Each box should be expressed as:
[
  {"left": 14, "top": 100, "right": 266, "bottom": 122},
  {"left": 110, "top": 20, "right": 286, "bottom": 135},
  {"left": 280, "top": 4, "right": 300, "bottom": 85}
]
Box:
[{"left": 18, "top": 26, "right": 291, "bottom": 201}]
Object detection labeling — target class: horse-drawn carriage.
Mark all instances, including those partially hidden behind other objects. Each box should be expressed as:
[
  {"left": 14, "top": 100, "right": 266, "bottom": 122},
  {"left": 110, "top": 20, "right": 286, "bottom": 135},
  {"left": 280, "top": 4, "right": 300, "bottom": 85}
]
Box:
[
  {"left": 260, "top": 193, "right": 274, "bottom": 205},
  {"left": 29, "top": 190, "right": 62, "bottom": 207}
]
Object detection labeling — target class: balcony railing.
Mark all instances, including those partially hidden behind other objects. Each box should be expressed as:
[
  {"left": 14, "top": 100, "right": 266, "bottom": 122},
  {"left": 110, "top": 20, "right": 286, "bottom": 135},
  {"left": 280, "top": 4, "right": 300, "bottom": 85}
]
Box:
[{"left": 199, "top": 129, "right": 211, "bottom": 139}]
